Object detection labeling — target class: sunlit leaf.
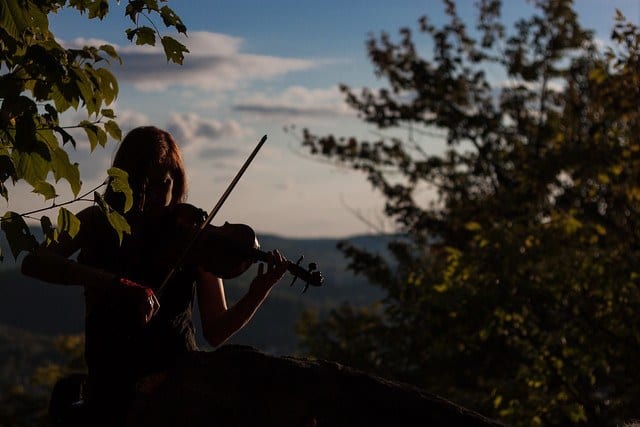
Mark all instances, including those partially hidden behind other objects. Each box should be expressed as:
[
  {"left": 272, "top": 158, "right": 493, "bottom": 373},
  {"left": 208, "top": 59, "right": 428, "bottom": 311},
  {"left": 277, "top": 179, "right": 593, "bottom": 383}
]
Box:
[
  {"left": 57, "top": 207, "right": 80, "bottom": 239},
  {"left": 94, "top": 192, "right": 130, "bottom": 244},
  {"left": 104, "top": 120, "right": 121, "bottom": 141},
  {"left": 161, "top": 36, "right": 189, "bottom": 65},
  {"left": 132, "top": 26, "right": 156, "bottom": 46},
  {"left": 86, "top": 0, "right": 109, "bottom": 20},
  {"left": 11, "top": 149, "right": 50, "bottom": 186},
  {"left": 72, "top": 66, "right": 97, "bottom": 115},
  {"left": 96, "top": 68, "right": 118, "bottom": 105},
  {"left": 159, "top": 5, "right": 187, "bottom": 34},
  {"left": 108, "top": 167, "right": 132, "bottom": 212},
  {"left": 32, "top": 180, "right": 57, "bottom": 200},
  {"left": 0, "top": 0, "right": 48, "bottom": 40},
  {"left": 80, "top": 120, "right": 100, "bottom": 151},
  {"left": 101, "top": 108, "right": 115, "bottom": 119},
  {"left": 50, "top": 145, "right": 81, "bottom": 196},
  {"left": 99, "top": 44, "right": 122, "bottom": 64}
]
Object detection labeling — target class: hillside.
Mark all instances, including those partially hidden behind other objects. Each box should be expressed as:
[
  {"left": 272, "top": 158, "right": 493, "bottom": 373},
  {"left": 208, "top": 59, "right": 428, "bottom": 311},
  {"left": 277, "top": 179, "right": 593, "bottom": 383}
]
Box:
[{"left": 0, "top": 231, "right": 393, "bottom": 354}]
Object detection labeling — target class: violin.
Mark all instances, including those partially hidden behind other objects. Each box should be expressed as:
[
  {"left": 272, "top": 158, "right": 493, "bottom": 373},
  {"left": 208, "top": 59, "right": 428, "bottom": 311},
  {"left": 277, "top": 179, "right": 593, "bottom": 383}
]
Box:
[
  {"left": 152, "top": 135, "right": 324, "bottom": 297},
  {"left": 159, "top": 202, "right": 324, "bottom": 293}
]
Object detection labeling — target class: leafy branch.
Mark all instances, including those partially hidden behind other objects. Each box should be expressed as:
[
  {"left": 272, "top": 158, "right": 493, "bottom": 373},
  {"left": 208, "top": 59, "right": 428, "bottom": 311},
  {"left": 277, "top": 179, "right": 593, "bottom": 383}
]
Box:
[
  {"left": 0, "top": 0, "right": 188, "bottom": 261},
  {"left": 0, "top": 181, "right": 106, "bottom": 224}
]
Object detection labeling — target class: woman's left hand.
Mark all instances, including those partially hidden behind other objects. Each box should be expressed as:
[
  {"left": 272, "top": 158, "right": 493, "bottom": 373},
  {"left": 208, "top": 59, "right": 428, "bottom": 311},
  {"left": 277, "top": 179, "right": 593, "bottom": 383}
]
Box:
[{"left": 249, "top": 249, "right": 288, "bottom": 296}]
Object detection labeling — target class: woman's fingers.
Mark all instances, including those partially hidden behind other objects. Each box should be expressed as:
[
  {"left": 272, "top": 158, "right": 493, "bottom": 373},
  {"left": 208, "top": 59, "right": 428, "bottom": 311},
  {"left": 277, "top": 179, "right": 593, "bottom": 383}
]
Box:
[
  {"left": 151, "top": 293, "right": 160, "bottom": 316},
  {"left": 141, "top": 290, "right": 160, "bottom": 324},
  {"left": 257, "top": 261, "right": 265, "bottom": 276}
]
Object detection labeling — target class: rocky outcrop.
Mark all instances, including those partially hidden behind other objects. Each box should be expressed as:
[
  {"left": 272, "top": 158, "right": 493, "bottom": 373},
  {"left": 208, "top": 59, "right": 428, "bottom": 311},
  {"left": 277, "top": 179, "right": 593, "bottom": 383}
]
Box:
[{"left": 128, "top": 344, "right": 506, "bottom": 427}]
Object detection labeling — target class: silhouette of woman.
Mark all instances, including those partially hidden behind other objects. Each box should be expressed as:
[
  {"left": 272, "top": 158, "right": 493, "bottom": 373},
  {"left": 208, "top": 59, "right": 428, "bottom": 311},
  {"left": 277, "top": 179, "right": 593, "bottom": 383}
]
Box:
[{"left": 21, "top": 126, "right": 288, "bottom": 426}]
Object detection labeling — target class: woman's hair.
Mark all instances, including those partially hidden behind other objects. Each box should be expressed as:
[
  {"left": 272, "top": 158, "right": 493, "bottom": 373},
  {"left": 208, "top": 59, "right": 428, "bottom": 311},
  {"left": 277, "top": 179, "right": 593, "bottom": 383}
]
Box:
[{"left": 104, "top": 126, "right": 187, "bottom": 213}]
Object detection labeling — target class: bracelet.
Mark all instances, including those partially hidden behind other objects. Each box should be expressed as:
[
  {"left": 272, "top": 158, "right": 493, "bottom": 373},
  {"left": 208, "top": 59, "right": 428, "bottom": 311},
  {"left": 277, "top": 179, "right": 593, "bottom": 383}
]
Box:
[{"left": 118, "top": 277, "right": 155, "bottom": 299}]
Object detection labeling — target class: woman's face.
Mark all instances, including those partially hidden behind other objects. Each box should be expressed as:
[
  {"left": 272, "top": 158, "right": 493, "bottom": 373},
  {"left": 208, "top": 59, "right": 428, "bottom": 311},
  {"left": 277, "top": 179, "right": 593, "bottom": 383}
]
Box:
[{"left": 143, "top": 171, "right": 174, "bottom": 213}]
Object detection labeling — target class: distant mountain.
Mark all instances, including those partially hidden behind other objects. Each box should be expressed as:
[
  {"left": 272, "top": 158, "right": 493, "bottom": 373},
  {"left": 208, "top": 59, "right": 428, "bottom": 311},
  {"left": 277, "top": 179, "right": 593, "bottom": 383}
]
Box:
[{"left": 0, "top": 228, "right": 397, "bottom": 354}]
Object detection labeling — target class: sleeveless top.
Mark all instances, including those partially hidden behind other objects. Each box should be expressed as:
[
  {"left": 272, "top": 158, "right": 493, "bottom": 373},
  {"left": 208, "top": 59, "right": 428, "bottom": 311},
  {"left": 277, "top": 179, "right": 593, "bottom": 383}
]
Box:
[{"left": 76, "top": 206, "right": 198, "bottom": 416}]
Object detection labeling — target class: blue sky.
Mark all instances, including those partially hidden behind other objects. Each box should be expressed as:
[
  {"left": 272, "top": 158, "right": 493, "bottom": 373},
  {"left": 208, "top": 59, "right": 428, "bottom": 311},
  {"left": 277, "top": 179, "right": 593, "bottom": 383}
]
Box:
[{"left": 10, "top": 0, "right": 639, "bottom": 238}]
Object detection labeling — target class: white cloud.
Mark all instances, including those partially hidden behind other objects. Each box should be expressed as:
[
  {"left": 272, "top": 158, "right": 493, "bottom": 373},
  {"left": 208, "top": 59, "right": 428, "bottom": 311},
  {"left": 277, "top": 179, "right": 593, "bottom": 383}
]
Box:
[
  {"left": 115, "top": 109, "right": 153, "bottom": 133},
  {"left": 165, "top": 112, "right": 253, "bottom": 156},
  {"left": 233, "top": 85, "right": 352, "bottom": 117},
  {"left": 65, "top": 32, "right": 319, "bottom": 92}
]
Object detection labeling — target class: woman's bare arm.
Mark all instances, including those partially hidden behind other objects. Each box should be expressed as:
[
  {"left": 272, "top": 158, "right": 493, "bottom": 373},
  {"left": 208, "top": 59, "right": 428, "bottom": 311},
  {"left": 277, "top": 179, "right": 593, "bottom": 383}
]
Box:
[
  {"left": 196, "top": 250, "right": 287, "bottom": 348},
  {"left": 21, "top": 206, "right": 117, "bottom": 289}
]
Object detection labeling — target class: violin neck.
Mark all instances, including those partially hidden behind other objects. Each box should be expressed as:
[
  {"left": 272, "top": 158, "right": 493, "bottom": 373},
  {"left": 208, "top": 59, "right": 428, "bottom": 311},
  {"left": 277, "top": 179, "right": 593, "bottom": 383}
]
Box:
[{"left": 252, "top": 248, "right": 308, "bottom": 281}]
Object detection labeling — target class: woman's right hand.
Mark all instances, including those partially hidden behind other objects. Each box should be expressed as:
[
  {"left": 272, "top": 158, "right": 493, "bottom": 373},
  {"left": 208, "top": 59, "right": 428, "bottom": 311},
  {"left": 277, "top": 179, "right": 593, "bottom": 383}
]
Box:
[{"left": 118, "top": 278, "right": 160, "bottom": 326}]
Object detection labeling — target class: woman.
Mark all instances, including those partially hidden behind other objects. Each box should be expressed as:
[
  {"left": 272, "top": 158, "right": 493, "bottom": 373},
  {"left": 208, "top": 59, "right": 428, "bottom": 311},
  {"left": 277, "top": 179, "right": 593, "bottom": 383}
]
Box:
[{"left": 21, "top": 126, "right": 288, "bottom": 426}]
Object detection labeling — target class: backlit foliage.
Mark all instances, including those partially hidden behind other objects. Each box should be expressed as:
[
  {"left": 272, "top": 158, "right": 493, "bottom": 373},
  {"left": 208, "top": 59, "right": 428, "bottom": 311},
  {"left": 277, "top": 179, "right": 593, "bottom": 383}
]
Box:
[
  {"left": 0, "top": 0, "right": 188, "bottom": 260},
  {"left": 298, "top": 1, "right": 640, "bottom": 425}
]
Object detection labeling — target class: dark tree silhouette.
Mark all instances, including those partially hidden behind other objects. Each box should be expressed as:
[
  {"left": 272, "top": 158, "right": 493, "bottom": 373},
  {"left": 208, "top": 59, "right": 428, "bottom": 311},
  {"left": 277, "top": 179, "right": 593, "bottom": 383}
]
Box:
[{"left": 297, "top": 1, "right": 640, "bottom": 425}]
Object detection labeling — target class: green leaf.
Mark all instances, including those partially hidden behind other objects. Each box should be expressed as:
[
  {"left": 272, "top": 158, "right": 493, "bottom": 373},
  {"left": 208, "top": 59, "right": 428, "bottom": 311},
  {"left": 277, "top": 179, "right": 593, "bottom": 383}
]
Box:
[
  {"left": 106, "top": 209, "right": 130, "bottom": 245},
  {"left": 72, "top": 67, "right": 98, "bottom": 115},
  {"left": 99, "top": 44, "right": 122, "bottom": 65},
  {"left": 38, "top": 130, "right": 80, "bottom": 196},
  {"left": 0, "top": 0, "right": 26, "bottom": 41},
  {"left": 104, "top": 120, "right": 121, "bottom": 141},
  {"left": 57, "top": 207, "right": 80, "bottom": 239},
  {"left": 101, "top": 108, "right": 115, "bottom": 119},
  {"left": 53, "top": 126, "right": 76, "bottom": 148},
  {"left": 108, "top": 167, "right": 132, "bottom": 212},
  {"left": 161, "top": 36, "right": 189, "bottom": 65},
  {"left": 32, "top": 180, "right": 57, "bottom": 200},
  {"left": 40, "top": 215, "right": 58, "bottom": 245},
  {"left": 97, "top": 126, "right": 107, "bottom": 147},
  {"left": 87, "top": 0, "right": 109, "bottom": 20},
  {"left": 159, "top": 6, "right": 187, "bottom": 34},
  {"left": 11, "top": 149, "right": 50, "bottom": 186},
  {"left": 50, "top": 84, "right": 72, "bottom": 113},
  {"left": 80, "top": 120, "right": 100, "bottom": 151},
  {"left": 94, "top": 192, "right": 130, "bottom": 244},
  {"left": 134, "top": 26, "right": 156, "bottom": 46},
  {"left": 125, "top": 27, "right": 136, "bottom": 42},
  {"left": 0, "top": 211, "right": 37, "bottom": 259},
  {"left": 124, "top": 0, "right": 144, "bottom": 23},
  {"left": 0, "top": 0, "right": 48, "bottom": 40},
  {"left": 142, "top": 0, "right": 160, "bottom": 11},
  {"left": 96, "top": 68, "right": 118, "bottom": 105},
  {"left": 50, "top": 145, "right": 81, "bottom": 196}
]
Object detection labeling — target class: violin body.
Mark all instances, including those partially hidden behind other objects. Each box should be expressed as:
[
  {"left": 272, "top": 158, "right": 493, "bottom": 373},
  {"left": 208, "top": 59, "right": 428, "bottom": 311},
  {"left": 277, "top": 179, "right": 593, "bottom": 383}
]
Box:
[{"left": 157, "top": 203, "right": 324, "bottom": 292}]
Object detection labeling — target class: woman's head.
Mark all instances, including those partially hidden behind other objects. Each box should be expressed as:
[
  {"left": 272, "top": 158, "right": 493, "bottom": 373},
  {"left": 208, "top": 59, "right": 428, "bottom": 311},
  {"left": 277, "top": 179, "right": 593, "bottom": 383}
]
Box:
[{"left": 104, "top": 126, "right": 187, "bottom": 213}]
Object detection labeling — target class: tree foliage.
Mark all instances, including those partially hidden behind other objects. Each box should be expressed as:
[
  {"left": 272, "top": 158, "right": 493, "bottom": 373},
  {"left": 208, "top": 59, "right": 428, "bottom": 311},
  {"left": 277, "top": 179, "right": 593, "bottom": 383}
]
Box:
[
  {"left": 0, "top": 0, "right": 188, "bottom": 261},
  {"left": 297, "top": 1, "right": 640, "bottom": 425}
]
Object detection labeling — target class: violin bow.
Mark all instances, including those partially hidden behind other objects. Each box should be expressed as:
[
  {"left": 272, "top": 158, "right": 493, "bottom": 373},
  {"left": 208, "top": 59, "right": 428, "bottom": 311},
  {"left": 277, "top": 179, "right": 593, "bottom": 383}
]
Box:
[{"left": 156, "top": 135, "right": 268, "bottom": 297}]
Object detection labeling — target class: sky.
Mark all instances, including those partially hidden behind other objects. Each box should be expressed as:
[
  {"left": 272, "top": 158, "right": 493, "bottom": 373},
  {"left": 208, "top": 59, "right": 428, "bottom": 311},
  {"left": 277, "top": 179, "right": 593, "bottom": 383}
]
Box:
[{"left": 6, "top": 0, "right": 640, "bottom": 239}]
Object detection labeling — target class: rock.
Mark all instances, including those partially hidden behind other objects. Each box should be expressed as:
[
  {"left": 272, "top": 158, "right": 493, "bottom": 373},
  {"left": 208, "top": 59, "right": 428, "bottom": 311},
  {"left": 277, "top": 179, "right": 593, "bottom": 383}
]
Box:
[{"left": 128, "top": 344, "right": 506, "bottom": 427}]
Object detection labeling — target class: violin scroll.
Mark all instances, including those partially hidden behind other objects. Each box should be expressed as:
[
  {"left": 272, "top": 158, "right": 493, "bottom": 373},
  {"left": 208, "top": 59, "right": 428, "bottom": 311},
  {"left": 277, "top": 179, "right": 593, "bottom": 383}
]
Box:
[{"left": 289, "top": 256, "right": 323, "bottom": 293}]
